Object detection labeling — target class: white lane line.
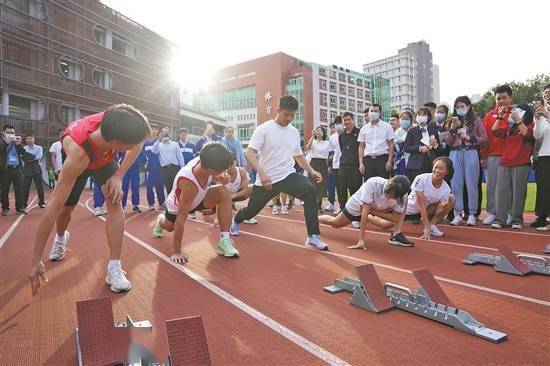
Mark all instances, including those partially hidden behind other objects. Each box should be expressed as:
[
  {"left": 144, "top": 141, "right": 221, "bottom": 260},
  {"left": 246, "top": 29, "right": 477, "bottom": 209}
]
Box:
[
  {"left": 290, "top": 206, "right": 548, "bottom": 237},
  {"left": 0, "top": 196, "right": 38, "bottom": 249},
  {"left": 81, "top": 199, "right": 349, "bottom": 366},
  {"left": 255, "top": 214, "right": 549, "bottom": 257},
  {"left": 231, "top": 229, "right": 550, "bottom": 307}
]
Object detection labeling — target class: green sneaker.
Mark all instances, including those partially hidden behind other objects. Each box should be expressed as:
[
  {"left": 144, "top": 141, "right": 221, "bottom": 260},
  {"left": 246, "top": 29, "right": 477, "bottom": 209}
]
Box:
[
  {"left": 217, "top": 237, "right": 240, "bottom": 258},
  {"left": 153, "top": 214, "right": 164, "bottom": 238}
]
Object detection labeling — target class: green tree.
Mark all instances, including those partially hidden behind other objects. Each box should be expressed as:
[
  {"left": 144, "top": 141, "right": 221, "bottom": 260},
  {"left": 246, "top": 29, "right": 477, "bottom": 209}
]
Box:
[{"left": 474, "top": 74, "right": 550, "bottom": 117}]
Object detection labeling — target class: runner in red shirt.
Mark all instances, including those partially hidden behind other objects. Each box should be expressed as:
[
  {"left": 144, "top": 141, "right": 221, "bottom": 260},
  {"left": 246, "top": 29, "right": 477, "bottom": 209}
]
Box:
[{"left": 29, "top": 104, "right": 151, "bottom": 294}]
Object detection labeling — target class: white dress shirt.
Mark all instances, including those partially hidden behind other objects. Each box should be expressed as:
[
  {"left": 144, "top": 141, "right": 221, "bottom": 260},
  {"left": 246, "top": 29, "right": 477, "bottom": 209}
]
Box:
[{"left": 357, "top": 120, "right": 395, "bottom": 156}]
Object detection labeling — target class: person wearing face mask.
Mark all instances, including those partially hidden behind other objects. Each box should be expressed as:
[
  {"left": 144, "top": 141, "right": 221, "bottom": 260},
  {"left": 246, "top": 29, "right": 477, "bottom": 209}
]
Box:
[
  {"left": 446, "top": 96, "right": 488, "bottom": 226},
  {"left": 152, "top": 127, "right": 185, "bottom": 195},
  {"left": 0, "top": 124, "right": 28, "bottom": 215},
  {"left": 358, "top": 104, "right": 395, "bottom": 181},
  {"left": 433, "top": 105, "right": 450, "bottom": 156},
  {"left": 424, "top": 102, "right": 438, "bottom": 124},
  {"left": 404, "top": 107, "right": 442, "bottom": 184},
  {"left": 532, "top": 84, "right": 550, "bottom": 231},
  {"left": 491, "top": 104, "right": 535, "bottom": 230},
  {"left": 394, "top": 110, "right": 414, "bottom": 176}
]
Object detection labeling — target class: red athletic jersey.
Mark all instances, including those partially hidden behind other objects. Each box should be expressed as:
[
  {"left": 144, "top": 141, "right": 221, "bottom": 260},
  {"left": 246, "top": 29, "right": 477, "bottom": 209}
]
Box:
[
  {"left": 62, "top": 112, "right": 116, "bottom": 169},
  {"left": 480, "top": 107, "right": 507, "bottom": 159}
]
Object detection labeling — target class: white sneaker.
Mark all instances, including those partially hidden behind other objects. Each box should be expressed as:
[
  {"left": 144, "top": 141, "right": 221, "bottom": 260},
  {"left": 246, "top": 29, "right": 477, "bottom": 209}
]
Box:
[
  {"left": 492, "top": 222, "right": 503, "bottom": 229},
  {"left": 351, "top": 221, "right": 361, "bottom": 229},
  {"left": 482, "top": 214, "right": 496, "bottom": 225},
  {"left": 48, "top": 231, "right": 70, "bottom": 261},
  {"left": 243, "top": 218, "right": 258, "bottom": 224},
  {"left": 506, "top": 214, "right": 512, "bottom": 225},
  {"left": 324, "top": 203, "right": 335, "bottom": 211},
  {"left": 511, "top": 223, "right": 522, "bottom": 230},
  {"left": 153, "top": 214, "right": 165, "bottom": 238},
  {"left": 430, "top": 224, "right": 445, "bottom": 237},
  {"left": 148, "top": 204, "right": 155, "bottom": 210},
  {"left": 272, "top": 205, "right": 279, "bottom": 215},
  {"left": 467, "top": 215, "right": 477, "bottom": 226},
  {"left": 304, "top": 235, "right": 329, "bottom": 251},
  {"left": 94, "top": 207, "right": 106, "bottom": 216},
  {"left": 281, "top": 205, "right": 289, "bottom": 215},
  {"left": 188, "top": 212, "right": 196, "bottom": 219},
  {"left": 450, "top": 215, "right": 463, "bottom": 226},
  {"left": 536, "top": 224, "right": 549, "bottom": 231},
  {"left": 105, "top": 267, "right": 131, "bottom": 292}
]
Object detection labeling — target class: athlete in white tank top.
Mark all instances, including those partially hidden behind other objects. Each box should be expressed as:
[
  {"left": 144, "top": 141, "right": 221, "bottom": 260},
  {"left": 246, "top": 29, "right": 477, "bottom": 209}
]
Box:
[
  {"left": 166, "top": 157, "right": 212, "bottom": 214},
  {"left": 225, "top": 165, "right": 242, "bottom": 193}
]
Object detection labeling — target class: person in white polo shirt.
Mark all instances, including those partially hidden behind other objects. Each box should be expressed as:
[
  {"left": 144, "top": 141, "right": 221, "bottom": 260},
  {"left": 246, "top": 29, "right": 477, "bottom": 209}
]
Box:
[
  {"left": 49, "top": 129, "right": 64, "bottom": 178},
  {"left": 405, "top": 157, "right": 456, "bottom": 239},
  {"left": 319, "top": 175, "right": 414, "bottom": 248},
  {"left": 358, "top": 104, "right": 395, "bottom": 181},
  {"left": 231, "top": 95, "right": 329, "bottom": 251}
]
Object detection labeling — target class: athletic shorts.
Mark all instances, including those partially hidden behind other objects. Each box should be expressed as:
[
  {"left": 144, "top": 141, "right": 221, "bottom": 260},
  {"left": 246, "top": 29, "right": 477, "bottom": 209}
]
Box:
[
  {"left": 64, "top": 160, "right": 119, "bottom": 206},
  {"left": 164, "top": 201, "right": 208, "bottom": 224},
  {"left": 342, "top": 207, "right": 361, "bottom": 222}
]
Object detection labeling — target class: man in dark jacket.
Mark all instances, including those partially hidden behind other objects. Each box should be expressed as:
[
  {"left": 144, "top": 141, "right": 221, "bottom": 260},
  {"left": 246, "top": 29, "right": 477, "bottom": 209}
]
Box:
[
  {"left": 1, "top": 124, "right": 28, "bottom": 215},
  {"left": 404, "top": 114, "right": 442, "bottom": 183},
  {"left": 23, "top": 135, "right": 46, "bottom": 208}
]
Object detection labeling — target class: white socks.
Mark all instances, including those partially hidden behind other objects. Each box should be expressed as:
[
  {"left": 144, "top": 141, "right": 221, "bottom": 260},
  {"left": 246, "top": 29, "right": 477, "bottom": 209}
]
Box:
[
  {"left": 108, "top": 259, "right": 121, "bottom": 272},
  {"left": 55, "top": 232, "right": 66, "bottom": 243},
  {"left": 220, "top": 232, "right": 229, "bottom": 240}
]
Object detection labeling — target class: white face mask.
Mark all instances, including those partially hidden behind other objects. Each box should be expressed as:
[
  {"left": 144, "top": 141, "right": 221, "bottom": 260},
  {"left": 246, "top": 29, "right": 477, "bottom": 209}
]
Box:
[
  {"left": 417, "top": 116, "right": 428, "bottom": 125},
  {"left": 162, "top": 137, "right": 169, "bottom": 142}
]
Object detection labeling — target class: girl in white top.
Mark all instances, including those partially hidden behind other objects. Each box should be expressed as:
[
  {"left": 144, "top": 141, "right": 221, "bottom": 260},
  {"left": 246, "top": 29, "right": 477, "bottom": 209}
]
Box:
[
  {"left": 306, "top": 127, "right": 330, "bottom": 211},
  {"left": 319, "top": 175, "right": 414, "bottom": 249},
  {"left": 153, "top": 143, "right": 240, "bottom": 263},
  {"left": 406, "top": 157, "right": 456, "bottom": 239},
  {"left": 533, "top": 95, "right": 550, "bottom": 231}
]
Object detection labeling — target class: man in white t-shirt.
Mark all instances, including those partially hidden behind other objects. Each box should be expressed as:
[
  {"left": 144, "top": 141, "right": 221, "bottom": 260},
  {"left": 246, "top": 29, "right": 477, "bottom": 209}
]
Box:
[
  {"left": 358, "top": 104, "right": 395, "bottom": 181},
  {"left": 231, "top": 96, "right": 329, "bottom": 251},
  {"left": 319, "top": 175, "right": 414, "bottom": 248},
  {"left": 405, "top": 157, "right": 456, "bottom": 239},
  {"left": 49, "top": 129, "right": 64, "bottom": 177}
]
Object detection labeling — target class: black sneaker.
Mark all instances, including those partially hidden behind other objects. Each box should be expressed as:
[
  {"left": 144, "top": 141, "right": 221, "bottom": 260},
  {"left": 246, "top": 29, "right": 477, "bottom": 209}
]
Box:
[
  {"left": 39, "top": 203, "right": 46, "bottom": 208},
  {"left": 132, "top": 205, "right": 142, "bottom": 213},
  {"left": 389, "top": 233, "right": 415, "bottom": 247},
  {"left": 530, "top": 219, "right": 547, "bottom": 228},
  {"left": 1, "top": 209, "right": 8, "bottom": 216},
  {"left": 15, "top": 208, "right": 27, "bottom": 215}
]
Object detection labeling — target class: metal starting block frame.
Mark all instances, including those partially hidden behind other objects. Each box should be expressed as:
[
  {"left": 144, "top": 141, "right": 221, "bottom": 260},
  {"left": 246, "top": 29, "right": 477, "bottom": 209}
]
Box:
[
  {"left": 463, "top": 244, "right": 550, "bottom": 276},
  {"left": 324, "top": 265, "right": 507, "bottom": 343},
  {"left": 544, "top": 244, "right": 550, "bottom": 254},
  {"left": 76, "top": 297, "right": 211, "bottom": 366}
]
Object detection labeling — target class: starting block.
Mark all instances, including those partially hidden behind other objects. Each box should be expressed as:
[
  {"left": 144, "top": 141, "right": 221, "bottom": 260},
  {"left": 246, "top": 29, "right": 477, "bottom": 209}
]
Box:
[
  {"left": 324, "top": 264, "right": 507, "bottom": 343},
  {"left": 544, "top": 245, "right": 550, "bottom": 254},
  {"left": 463, "top": 244, "right": 550, "bottom": 276},
  {"left": 76, "top": 297, "right": 211, "bottom": 366}
]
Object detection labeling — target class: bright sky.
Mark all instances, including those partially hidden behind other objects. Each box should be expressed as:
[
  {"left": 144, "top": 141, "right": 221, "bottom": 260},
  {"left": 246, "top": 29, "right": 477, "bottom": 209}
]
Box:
[{"left": 103, "top": 0, "right": 548, "bottom": 105}]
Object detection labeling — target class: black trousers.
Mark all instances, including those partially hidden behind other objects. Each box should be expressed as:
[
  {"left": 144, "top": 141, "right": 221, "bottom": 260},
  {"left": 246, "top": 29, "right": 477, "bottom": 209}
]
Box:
[
  {"left": 332, "top": 168, "right": 346, "bottom": 209},
  {"left": 535, "top": 156, "right": 550, "bottom": 218},
  {"left": 235, "top": 173, "right": 320, "bottom": 235},
  {"left": 338, "top": 166, "right": 362, "bottom": 209},
  {"left": 0, "top": 166, "right": 24, "bottom": 210},
  {"left": 161, "top": 164, "right": 180, "bottom": 195},
  {"left": 363, "top": 154, "right": 389, "bottom": 181},
  {"left": 24, "top": 173, "right": 45, "bottom": 205}
]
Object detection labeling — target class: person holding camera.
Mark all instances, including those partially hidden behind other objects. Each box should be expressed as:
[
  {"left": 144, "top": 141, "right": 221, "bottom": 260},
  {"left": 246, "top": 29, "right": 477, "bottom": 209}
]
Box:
[{"left": 1, "top": 124, "right": 27, "bottom": 215}]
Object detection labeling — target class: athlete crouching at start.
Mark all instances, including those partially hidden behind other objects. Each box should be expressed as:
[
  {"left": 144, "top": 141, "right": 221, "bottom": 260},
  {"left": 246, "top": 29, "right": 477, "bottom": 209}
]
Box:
[
  {"left": 153, "top": 143, "right": 239, "bottom": 263},
  {"left": 319, "top": 175, "right": 414, "bottom": 249}
]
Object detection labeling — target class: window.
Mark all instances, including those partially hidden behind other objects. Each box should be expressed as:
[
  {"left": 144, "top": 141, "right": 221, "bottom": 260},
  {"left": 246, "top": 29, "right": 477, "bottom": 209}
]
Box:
[
  {"left": 5, "top": 94, "right": 46, "bottom": 120},
  {"left": 357, "top": 89, "right": 363, "bottom": 99},
  {"left": 93, "top": 24, "right": 139, "bottom": 59},
  {"left": 338, "top": 84, "right": 346, "bottom": 94},
  {"left": 348, "top": 87, "right": 355, "bottom": 96},
  {"left": 365, "top": 92, "right": 371, "bottom": 101},
  {"left": 356, "top": 78, "right": 363, "bottom": 87},
  {"left": 191, "top": 126, "right": 203, "bottom": 136},
  {"left": 347, "top": 76, "right": 355, "bottom": 84},
  {"left": 357, "top": 101, "right": 363, "bottom": 112},
  {"left": 348, "top": 99, "right": 355, "bottom": 111},
  {"left": 330, "top": 110, "right": 337, "bottom": 121},
  {"left": 319, "top": 79, "right": 327, "bottom": 90},
  {"left": 338, "top": 73, "right": 346, "bottom": 82},
  {"left": 329, "top": 81, "right": 336, "bottom": 92},
  {"left": 320, "top": 93, "right": 327, "bottom": 106},
  {"left": 339, "top": 97, "right": 346, "bottom": 109},
  {"left": 329, "top": 95, "right": 337, "bottom": 108},
  {"left": 92, "top": 67, "right": 114, "bottom": 89},
  {"left": 319, "top": 67, "right": 327, "bottom": 76},
  {"left": 238, "top": 125, "right": 255, "bottom": 140},
  {"left": 320, "top": 109, "right": 328, "bottom": 122},
  {"left": 2, "top": 0, "right": 47, "bottom": 19},
  {"left": 57, "top": 56, "right": 83, "bottom": 81},
  {"left": 329, "top": 70, "right": 336, "bottom": 79},
  {"left": 58, "top": 104, "right": 97, "bottom": 124}
]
